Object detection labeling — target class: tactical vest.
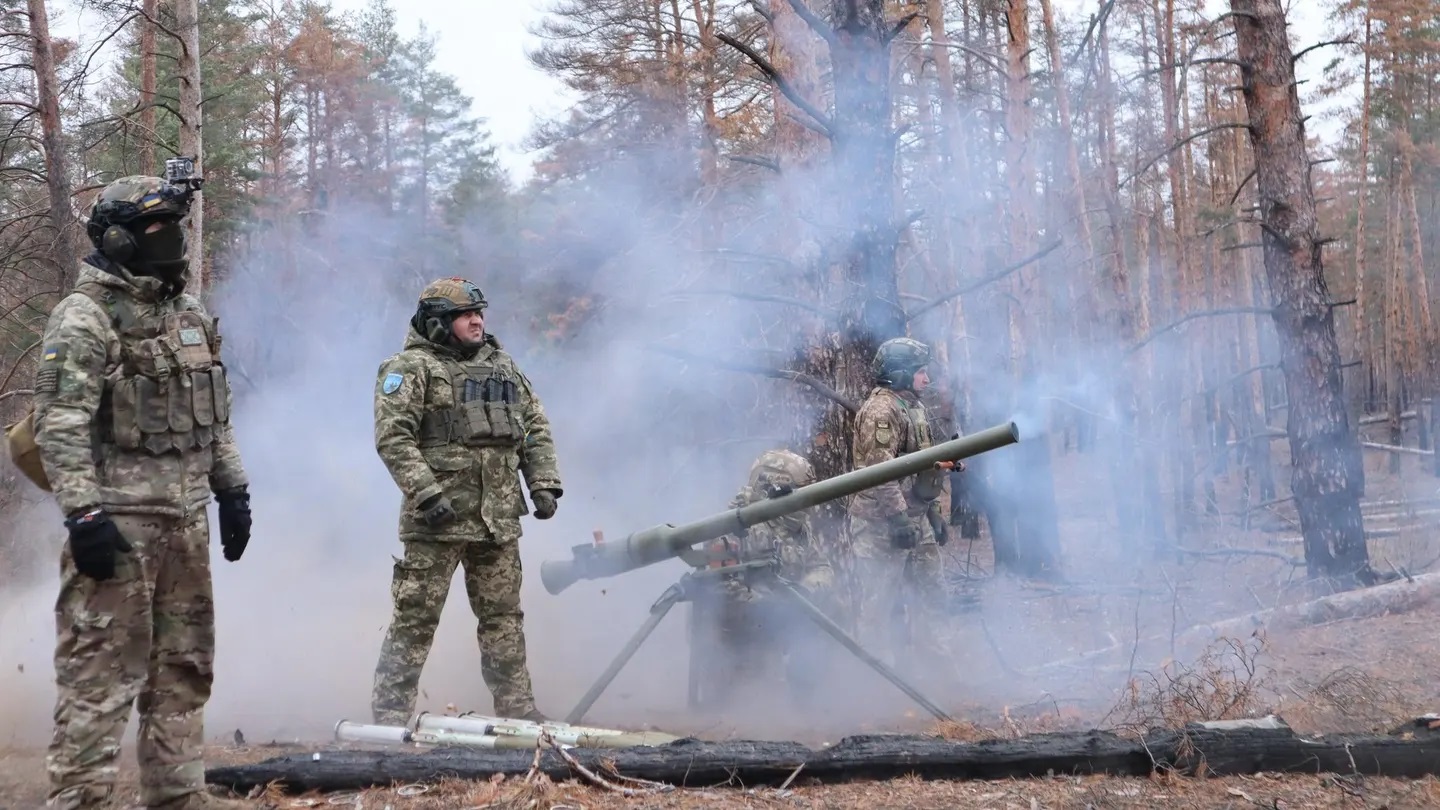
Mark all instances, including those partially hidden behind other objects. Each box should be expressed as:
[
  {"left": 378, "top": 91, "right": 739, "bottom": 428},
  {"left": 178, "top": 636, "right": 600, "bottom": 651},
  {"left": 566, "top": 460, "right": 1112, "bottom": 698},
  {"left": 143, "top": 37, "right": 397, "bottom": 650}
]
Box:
[
  {"left": 901, "top": 396, "right": 946, "bottom": 502},
  {"left": 85, "top": 282, "right": 233, "bottom": 456},
  {"left": 415, "top": 354, "right": 527, "bottom": 449}
]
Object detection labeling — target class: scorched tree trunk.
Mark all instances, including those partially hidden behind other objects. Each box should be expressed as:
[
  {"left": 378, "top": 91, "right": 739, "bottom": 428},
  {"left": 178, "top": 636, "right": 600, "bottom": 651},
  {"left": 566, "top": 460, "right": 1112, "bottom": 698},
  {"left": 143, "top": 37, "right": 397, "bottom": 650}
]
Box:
[{"left": 1230, "top": 0, "right": 1372, "bottom": 587}]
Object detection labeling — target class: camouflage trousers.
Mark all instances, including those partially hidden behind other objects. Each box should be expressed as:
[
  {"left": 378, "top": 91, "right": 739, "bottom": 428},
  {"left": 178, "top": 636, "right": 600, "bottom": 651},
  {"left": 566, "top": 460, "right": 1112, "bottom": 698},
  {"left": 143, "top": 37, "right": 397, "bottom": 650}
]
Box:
[
  {"left": 47, "top": 511, "right": 216, "bottom": 809},
  {"left": 371, "top": 534, "right": 536, "bottom": 724},
  {"left": 848, "top": 513, "right": 951, "bottom": 672},
  {"left": 689, "top": 567, "right": 839, "bottom": 708}
]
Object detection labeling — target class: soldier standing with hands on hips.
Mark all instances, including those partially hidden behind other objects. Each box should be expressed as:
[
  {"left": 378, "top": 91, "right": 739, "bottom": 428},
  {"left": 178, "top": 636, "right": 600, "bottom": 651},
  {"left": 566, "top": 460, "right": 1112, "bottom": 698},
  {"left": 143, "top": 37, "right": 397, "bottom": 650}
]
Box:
[
  {"left": 26, "top": 163, "right": 255, "bottom": 810},
  {"left": 370, "top": 277, "right": 563, "bottom": 725}
]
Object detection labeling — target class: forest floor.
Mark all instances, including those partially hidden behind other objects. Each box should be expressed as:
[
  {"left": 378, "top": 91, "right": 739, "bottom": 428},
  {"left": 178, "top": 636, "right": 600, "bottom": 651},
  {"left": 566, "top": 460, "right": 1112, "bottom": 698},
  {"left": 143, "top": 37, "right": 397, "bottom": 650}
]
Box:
[{"left": 5, "top": 434, "right": 1440, "bottom": 808}]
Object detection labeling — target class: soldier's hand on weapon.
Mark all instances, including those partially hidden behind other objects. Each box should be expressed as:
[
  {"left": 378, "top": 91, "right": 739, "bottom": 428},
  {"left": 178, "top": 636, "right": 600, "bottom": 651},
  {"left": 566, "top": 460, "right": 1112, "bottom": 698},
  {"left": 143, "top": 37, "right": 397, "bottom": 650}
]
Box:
[
  {"left": 935, "top": 460, "right": 965, "bottom": 472},
  {"left": 925, "top": 501, "right": 949, "bottom": 547},
  {"left": 531, "top": 489, "right": 559, "bottom": 520},
  {"left": 216, "top": 486, "right": 252, "bottom": 561},
  {"left": 886, "top": 512, "right": 920, "bottom": 550},
  {"left": 418, "top": 493, "right": 457, "bottom": 527},
  {"left": 63, "top": 508, "right": 133, "bottom": 581}
]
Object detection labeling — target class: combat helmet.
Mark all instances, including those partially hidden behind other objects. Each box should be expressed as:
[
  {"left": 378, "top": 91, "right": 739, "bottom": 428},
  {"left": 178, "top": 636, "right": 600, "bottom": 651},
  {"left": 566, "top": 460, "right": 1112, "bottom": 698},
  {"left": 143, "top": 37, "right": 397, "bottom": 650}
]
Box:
[
  {"left": 872, "top": 337, "right": 931, "bottom": 390},
  {"left": 747, "top": 448, "right": 816, "bottom": 499},
  {"left": 412, "top": 276, "right": 488, "bottom": 346},
  {"left": 86, "top": 175, "right": 197, "bottom": 282}
]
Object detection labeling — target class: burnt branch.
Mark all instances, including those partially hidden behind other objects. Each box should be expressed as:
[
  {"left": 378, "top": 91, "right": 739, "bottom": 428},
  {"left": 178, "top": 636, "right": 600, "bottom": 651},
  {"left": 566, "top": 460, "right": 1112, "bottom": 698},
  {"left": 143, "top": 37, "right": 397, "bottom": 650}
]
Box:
[
  {"left": 1293, "top": 39, "right": 1355, "bottom": 63},
  {"left": 1229, "top": 168, "right": 1257, "bottom": 205},
  {"left": 1129, "top": 307, "right": 1275, "bottom": 356},
  {"left": 1119, "top": 123, "right": 1251, "bottom": 187},
  {"left": 717, "top": 31, "right": 834, "bottom": 136},
  {"left": 782, "top": 0, "right": 836, "bottom": 47},
  {"left": 727, "top": 154, "right": 780, "bottom": 172},
  {"left": 907, "top": 239, "right": 1063, "bottom": 320},
  {"left": 884, "top": 12, "right": 920, "bottom": 45},
  {"left": 651, "top": 345, "right": 858, "bottom": 413}
]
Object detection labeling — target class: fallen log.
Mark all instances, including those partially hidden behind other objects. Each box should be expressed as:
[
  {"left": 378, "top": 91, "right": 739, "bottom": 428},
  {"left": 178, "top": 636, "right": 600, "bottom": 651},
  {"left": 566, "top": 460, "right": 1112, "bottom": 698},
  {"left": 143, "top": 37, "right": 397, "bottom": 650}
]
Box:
[
  {"left": 205, "top": 719, "right": 1440, "bottom": 794},
  {"left": 1034, "top": 572, "right": 1440, "bottom": 675}
]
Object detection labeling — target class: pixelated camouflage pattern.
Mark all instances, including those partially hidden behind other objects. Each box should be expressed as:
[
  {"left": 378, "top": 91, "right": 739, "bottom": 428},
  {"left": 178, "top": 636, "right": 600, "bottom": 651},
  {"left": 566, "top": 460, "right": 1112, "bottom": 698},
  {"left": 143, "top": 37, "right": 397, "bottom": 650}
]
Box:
[
  {"left": 417, "top": 276, "right": 487, "bottom": 312},
  {"left": 373, "top": 327, "right": 561, "bottom": 543},
  {"left": 370, "top": 535, "right": 536, "bottom": 722},
  {"left": 848, "top": 513, "right": 948, "bottom": 669},
  {"left": 846, "top": 384, "right": 951, "bottom": 671},
  {"left": 688, "top": 450, "right": 842, "bottom": 706},
  {"left": 46, "top": 512, "right": 218, "bottom": 809},
  {"left": 848, "top": 386, "right": 944, "bottom": 521},
  {"left": 33, "top": 261, "right": 248, "bottom": 519},
  {"left": 94, "top": 175, "right": 177, "bottom": 209}
]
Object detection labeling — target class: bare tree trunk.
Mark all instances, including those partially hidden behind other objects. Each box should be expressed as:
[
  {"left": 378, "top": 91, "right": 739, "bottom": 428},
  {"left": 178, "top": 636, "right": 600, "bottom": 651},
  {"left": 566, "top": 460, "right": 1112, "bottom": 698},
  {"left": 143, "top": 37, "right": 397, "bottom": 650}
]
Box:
[
  {"left": 1231, "top": 0, "right": 1372, "bottom": 587},
  {"left": 176, "top": 0, "right": 205, "bottom": 294},
  {"left": 139, "top": 0, "right": 157, "bottom": 177},
  {"left": 27, "top": 0, "right": 78, "bottom": 289},
  {"left": 1352, "top": 12, "right": 1372, "bottom": 416}
]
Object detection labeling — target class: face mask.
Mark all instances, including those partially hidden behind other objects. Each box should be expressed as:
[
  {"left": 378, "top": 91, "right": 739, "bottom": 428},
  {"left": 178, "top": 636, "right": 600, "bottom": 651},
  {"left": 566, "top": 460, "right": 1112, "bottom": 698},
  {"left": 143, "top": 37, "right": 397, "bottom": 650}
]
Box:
[{"left": 133, "top": 219, "right": 188, "bottom": 282}]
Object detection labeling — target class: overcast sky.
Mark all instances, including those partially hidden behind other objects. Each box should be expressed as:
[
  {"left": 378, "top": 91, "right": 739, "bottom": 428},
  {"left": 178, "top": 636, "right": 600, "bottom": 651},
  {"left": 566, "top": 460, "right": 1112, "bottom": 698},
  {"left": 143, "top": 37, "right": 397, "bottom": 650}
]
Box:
[{"left": 53, "top": 0, "right": 1343, "bottom": 183}]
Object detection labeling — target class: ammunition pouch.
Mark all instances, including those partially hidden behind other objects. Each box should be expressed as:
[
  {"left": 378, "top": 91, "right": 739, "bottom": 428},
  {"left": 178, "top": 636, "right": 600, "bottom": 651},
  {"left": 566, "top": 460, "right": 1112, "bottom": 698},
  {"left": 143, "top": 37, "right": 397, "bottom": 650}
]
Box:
[
  {"left": 107, "top": 307, "right": 231, "bottom": 456},
  {"left": 4, "top": 407, "right": 50, "bottom": 491},
  {"left": 417, "top": 367, "right": 526, "bottom": 449},
  {"left": 911, "top": 467, "right": 946, "bottom": 501}
]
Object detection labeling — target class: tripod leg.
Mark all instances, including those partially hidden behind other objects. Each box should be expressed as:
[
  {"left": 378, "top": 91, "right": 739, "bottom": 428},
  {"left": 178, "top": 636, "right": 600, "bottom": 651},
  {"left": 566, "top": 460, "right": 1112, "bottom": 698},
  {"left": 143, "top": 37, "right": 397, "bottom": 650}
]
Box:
[
  {"left": 777, "top": 582, "right": 954, "bottom": 723},
  {"left": 565, "top": 585, "right": 684, "bottom": 725}
]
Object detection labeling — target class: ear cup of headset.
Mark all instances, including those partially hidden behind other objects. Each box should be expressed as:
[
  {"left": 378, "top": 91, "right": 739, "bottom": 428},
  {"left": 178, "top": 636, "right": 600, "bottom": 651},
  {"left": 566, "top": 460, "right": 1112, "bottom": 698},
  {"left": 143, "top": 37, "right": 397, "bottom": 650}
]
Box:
[
  {"left": 100, "top": 225, "right": 136, "bottom": 263},
  {"left": 425, "top": 316, "right": 449, "bottom": 343}
]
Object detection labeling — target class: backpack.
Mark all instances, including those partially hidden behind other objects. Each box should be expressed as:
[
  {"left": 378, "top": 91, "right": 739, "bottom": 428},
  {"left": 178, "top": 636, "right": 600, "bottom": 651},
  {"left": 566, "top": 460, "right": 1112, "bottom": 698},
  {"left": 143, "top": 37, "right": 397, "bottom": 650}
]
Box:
[{"left": 4, "top": 283, "right": 121, "bottom": 492}]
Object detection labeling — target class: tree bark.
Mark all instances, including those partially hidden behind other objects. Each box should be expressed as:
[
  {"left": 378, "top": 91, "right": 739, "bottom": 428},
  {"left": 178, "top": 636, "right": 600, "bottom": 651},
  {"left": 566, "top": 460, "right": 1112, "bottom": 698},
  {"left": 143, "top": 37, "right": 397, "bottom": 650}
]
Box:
[
  {"left": 139, "top": 0, "right": 157, "bottom": 177},
  {"left": 27, "top": 0, "right": 78, "bottom": 289},
  {"left": 176, "top": 0, "right": 205, "bottom": 294},
  {"left": 1230, "top": 0, "right": 1372, "bottom": 587}
]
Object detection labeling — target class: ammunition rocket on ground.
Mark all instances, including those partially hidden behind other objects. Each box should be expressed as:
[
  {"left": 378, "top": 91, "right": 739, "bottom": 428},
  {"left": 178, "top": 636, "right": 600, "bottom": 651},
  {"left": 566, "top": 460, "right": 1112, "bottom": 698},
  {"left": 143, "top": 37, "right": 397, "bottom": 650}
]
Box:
[
  {"left": 334, "top": 712, "right": 683, "bottom": 751},
  {"left": 540, "top": 421, "right": 1021, "bottom": 595}
]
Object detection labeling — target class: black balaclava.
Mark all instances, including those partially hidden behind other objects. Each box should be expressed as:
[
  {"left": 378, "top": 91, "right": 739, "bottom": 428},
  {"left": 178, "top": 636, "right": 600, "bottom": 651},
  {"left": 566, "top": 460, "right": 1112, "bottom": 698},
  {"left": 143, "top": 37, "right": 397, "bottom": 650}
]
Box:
[{"left": 131, "top": 217, "right": 189, "bottom": 284}]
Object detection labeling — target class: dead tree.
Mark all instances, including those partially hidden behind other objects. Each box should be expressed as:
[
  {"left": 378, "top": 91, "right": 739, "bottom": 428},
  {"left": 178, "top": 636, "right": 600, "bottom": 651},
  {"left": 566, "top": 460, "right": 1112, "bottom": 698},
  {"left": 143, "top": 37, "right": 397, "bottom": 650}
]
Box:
[{"left": 1229, "top": 0, "right": 1372, "bottom": 587}]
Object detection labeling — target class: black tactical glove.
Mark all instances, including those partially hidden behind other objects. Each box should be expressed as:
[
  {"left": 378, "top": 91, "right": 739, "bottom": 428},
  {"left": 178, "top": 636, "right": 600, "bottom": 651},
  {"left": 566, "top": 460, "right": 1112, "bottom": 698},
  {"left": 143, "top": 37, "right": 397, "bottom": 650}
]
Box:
[
  {"left": 216, "top": 486, "right": 252, "bottom": 561},
  {"left": 926, "top": 501, "right": 949, "bottom": 547},
  {"left": 418, "top": 493, "right": 457, "bottom": 527},
  {"left": 531, "top": 489, "right": 559, "bottom": 520},
  {"left": 886, "top": 512, "right": 921, "bottom": 550},
  {"left": 64, "top": 508, "right": 133, "bottom": 581}
]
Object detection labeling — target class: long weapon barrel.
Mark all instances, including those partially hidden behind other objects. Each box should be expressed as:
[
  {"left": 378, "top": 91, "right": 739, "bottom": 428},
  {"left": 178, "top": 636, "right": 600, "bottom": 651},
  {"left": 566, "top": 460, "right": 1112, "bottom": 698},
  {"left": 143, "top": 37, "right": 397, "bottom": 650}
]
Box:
[{"left": 540, "top": 420, "right": 1019, "bottom": 595}]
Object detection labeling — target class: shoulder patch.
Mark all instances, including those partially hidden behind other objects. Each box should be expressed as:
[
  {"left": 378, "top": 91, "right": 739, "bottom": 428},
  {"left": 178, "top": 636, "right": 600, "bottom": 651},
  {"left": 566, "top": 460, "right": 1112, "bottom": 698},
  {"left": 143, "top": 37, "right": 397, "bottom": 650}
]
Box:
[
  {"left": 382, "top": 372, "right": 404, "bottom": 395},
  {"left": 35, "top": 344, "right": 66, "bottom": 394}
]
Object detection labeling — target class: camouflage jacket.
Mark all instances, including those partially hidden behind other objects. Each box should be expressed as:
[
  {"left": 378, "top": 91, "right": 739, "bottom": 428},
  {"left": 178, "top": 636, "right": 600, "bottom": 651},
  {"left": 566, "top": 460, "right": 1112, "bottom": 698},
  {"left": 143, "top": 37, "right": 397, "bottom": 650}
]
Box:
[
  {"left": 373, "top": 326, "right": 561, "bottom": 542},
  {"left": 849, "top": 385, "right": 944, "bottom": 521},
  {"left": 33, "top": 257, "right": 248, "bottom": 518},
  {"left": 712, "top": 484, "right": 832, "bottom": 591}
]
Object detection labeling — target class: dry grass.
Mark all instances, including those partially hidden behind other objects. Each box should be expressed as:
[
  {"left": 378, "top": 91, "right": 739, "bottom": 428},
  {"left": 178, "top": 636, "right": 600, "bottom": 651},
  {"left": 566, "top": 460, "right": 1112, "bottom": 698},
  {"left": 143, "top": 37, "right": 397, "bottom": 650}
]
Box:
[{"left": 1102, "top": 634, "right": 1275, "bottom": 736}]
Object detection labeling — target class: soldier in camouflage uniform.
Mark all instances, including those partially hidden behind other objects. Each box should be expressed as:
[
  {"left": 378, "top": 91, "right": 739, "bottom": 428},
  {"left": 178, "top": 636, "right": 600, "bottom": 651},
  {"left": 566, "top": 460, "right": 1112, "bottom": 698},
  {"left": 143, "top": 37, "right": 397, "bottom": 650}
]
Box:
[
  {"left": 848, "top": 337, "right": 956, "bottom": 672},
  {"left": 690, "top": 449, "right": 838, "bottom": 707},
  {"left": 370, "top": 277, "right": 562, "bottom": 725},
  {"left": 33, "top": 177, "right": 255, "bottom": 809}
]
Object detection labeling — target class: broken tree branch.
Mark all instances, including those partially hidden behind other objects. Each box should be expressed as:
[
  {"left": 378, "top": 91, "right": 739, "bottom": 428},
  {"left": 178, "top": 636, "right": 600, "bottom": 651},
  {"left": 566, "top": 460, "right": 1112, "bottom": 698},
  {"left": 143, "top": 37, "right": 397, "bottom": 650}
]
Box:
[
  {"left": 907, "top": 239, "right": 1063, "bottom": 319},
  {"left": 650, "top": 345, "right": 858, "bottom": 413},
  {"left": 717, "top": 31, "right": 835, "bottom": 137}
]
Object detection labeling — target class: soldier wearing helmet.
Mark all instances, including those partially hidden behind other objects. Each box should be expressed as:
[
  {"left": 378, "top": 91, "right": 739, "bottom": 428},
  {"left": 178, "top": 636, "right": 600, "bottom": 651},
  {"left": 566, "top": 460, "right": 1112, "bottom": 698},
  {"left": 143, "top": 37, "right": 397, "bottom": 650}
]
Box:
[
  {"left": 688, "top": 448, "right": 839, "bottom": 710},
  {"left": 370, "top": 277, "right": 563, "bottom": 725},
  {"left": 848, "top": 337, "right": 954, "bottom": 673},
  {"left": 31, "top": 174, "right": 254, "bottom": 809}
]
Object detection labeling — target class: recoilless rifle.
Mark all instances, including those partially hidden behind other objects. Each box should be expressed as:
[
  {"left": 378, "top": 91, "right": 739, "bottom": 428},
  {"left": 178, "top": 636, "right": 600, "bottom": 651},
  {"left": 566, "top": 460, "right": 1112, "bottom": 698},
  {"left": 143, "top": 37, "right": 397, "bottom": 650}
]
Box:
[{"left": 541, "top": 422, "right": 1021, "bottom": 725}]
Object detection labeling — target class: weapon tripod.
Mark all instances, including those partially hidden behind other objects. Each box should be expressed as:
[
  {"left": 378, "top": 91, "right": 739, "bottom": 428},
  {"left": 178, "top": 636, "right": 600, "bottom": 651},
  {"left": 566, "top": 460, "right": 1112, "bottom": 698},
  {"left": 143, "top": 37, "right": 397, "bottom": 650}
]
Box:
[{"left": 563, "top": 558, "right": 955, "bottom": 725}]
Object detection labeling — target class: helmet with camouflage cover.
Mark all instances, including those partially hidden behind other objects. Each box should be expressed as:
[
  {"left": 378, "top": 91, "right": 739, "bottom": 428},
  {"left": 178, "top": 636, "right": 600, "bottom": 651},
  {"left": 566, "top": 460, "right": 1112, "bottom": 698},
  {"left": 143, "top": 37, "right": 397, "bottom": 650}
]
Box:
[
  {"left": 411, "top": 276, "right": 489, "bottom": 346},
  {"left": 747, "top": 448, "right": 816, "bottom": 499},
  {"left": 86, "top": 175, "right": 195, "bottom": 282},
  {"left": 872, "top": 336, "right": 931, "bottom": 390}
]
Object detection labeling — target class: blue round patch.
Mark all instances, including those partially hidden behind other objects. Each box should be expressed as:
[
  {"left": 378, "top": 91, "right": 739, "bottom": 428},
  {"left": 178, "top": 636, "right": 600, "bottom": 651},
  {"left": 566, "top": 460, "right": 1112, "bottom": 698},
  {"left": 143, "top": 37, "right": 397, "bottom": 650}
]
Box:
[{"left": 382, "top": 372, "right": 403, "bottom": 394}]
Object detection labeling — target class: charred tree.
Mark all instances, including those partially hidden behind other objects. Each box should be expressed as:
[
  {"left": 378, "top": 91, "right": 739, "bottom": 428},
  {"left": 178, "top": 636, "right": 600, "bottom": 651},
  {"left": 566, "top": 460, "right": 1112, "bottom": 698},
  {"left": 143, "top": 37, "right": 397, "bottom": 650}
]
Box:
[
  {"left": 27, "top": 0, "right": 77, "bottom": 288},
  {"left": 1230, "top": 0, "right": 1372, "bottom": 587}
]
